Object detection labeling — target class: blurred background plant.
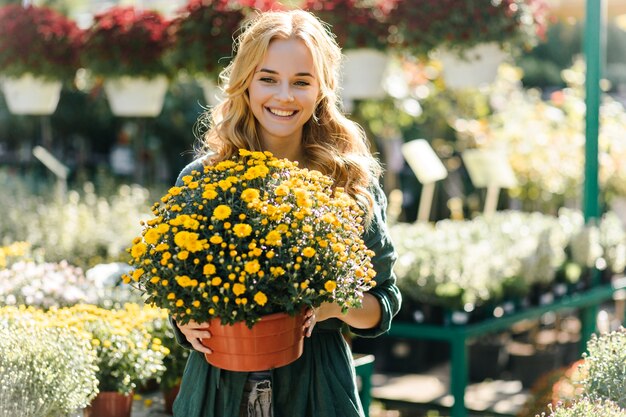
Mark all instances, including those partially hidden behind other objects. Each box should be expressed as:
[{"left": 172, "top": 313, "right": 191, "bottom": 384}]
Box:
[
  {"left": 521, "top": 328, "right": 626, "bottom": 417},
  {"left": 302, "top": 0, "right": 394, "bottom": 50},
  {"left": 392, "top": 209, "right": 625, "bottom": 317},
  {"left": 167, "top": 0, "right": 286, "bottom": 80},
  {"left": 579, "top": 327, "right": 626, "bottom": 408},
  {"left": 452, "top": 61, "right": 626, "bottom": 214},
  {"left": 0, "top": 4, "right": 83, "bottom": 81},
  {"left": 51, "top": 303, "right": 168, "bottom": 395},
  {"left": 387, "top": 0, "right": 549, "bottom": 58},
  {"left": 81, "top": 5, "right": 173, "bottom": 79},
  {"left": 0, "top": 305, "right": 99, "bottom": 417},
  {"left": 0, "top": 171, "right": 153, "bottom": 269}
]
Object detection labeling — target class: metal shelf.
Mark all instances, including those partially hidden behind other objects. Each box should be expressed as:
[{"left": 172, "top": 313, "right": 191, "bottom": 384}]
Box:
[{"left": 385, "top": 277, "right": 626, "bottom": 417}]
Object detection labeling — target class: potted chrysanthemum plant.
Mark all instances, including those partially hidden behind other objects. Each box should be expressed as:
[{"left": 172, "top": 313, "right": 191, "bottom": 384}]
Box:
[
  {"left": 303, "top": 0, "right": 394, "bottom": 100},
  {"left": 388, "top": 0, "right": 549, "bottom": 88},
  {"left": 125, "top": 150, "right": 377, "bottom": 372},
  {"left": 0, "top": 4, "right": 83, "bottom": 115},
  {"left": 81, "top": 6, "right": 174, "bottom": 117}
]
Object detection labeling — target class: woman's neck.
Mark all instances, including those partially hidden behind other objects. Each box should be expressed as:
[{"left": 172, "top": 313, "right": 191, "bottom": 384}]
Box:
[{"left": 261, "top": 140, "right": 307, "bottom": 167}]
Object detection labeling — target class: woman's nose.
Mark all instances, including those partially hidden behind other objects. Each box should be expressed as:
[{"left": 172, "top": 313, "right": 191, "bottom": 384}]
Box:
[{"left": 274, "top": 87, "right": 294, "bottom": 102}]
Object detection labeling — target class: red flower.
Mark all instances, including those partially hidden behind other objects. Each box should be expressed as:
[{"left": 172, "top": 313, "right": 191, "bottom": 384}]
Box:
[
  {"left": 302, "top": 0, "right": 394, "bottom": 50},
  {"left": 0, "top": 4, "right": 83, "bottom": 80},
  {"left": 167, "top": 0, "right": 285, "bottom": 78},
  {"left": 82, "top": 6, "right": 173, "bottom": 78},
  {"left": 387, "top": 0, "right": 549, "bottom": 57}
]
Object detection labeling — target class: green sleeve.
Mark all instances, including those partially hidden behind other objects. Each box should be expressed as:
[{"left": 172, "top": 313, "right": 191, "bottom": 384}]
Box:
[{"left": 350, "top": 181, "right": 402, "bottom": 338}]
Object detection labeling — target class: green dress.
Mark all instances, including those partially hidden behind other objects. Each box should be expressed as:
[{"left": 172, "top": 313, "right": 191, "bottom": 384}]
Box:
[{"left": 170, "top": 159, "right": 402, "bottom": 417}]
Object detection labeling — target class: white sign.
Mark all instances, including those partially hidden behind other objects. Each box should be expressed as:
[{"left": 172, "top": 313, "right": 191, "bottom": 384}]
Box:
[
  {"left": 401, "top": 139, "right": 448, "bottom": 184},
  {"left": 33, "top": 146, "right": 69, "bottom": 180},
  {"left": 462, "top": 149, "right": 517, "bottom": 188}
]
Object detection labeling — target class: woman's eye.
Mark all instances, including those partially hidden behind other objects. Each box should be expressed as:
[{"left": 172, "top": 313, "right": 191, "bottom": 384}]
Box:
[
  {"left": 294, "top": 80, "right": 310, "bottom": 87},
  {"left": 259, "top": 77, "right": 275, "bottom": 83}
]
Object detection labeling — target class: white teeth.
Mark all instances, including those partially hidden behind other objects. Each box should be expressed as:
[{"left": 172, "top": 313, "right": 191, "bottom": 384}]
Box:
[{"left": 269, "top": 108, "right": 295, "bottom": 117}]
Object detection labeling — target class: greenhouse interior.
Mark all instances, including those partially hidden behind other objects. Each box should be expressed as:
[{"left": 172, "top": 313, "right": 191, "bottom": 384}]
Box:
[{"left": 1, "top": 0, "right": 626, "bottom": 416}]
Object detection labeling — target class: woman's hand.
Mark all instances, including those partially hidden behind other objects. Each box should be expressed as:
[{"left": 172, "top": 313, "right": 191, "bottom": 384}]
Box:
[
  {"left": 175, "top": 319, "right": 213, "bottom": 354},
  {"left": 302, "top": 294, "right": 383, "bottom": 337},
  {"left": 303, "top": 302, "right": 341, "bottom": 337}
]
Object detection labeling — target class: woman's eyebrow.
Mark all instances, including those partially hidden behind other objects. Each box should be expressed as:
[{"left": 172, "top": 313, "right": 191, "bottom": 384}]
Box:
[{"left": 256, "top": 68, "right": 314, "bottom": 77}]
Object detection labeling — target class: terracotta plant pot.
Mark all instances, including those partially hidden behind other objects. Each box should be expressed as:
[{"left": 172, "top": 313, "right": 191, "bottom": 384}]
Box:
[
  {"left": 84, "top": 391, "right": 133, "bottom": 417},
  {"left": 201, "top": 311, "right": 305, "bottom": 372}
]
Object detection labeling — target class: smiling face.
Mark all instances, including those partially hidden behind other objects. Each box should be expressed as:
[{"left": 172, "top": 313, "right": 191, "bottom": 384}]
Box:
[{"left": 248, "top": 37, "right": 320, "bottom": 159}]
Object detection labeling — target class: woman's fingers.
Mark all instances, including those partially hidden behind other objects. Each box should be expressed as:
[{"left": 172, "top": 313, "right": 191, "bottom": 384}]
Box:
[
  {"left": 303, "top": 308, "right": 317, "bottom": 338},
  {"left": 190, "top": 337, "right": 213, "bottom": 354},
  {"left": 178, "top": 321, "right": 213, "bottom": 354}
]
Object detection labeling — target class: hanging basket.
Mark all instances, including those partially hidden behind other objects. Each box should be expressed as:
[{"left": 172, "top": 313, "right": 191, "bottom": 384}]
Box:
[
  {"left": 83, "top": 391, "right": 133, "bottom": 417},
  {"left": 341, "top": 48, "right": 389, "bottom": 100},
  {"left": 1, "top": 74, "right": 62, "bottom": 115},
  {"left": 438, "top": 43, "right": 509, "bottom": 89},
  {"left": 197, "top": 77, "right": 223, "bottom": 107},
  {"left": 201, "top": 311, "right": 305, "bottom": 372},
  {"left": 104, "top": 75, "right": 168, "bottom": 117}
]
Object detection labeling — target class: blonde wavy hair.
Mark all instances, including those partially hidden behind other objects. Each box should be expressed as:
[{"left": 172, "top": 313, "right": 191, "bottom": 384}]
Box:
[{"left": 196, "top": 9, "right": 382, "bottom": 216}]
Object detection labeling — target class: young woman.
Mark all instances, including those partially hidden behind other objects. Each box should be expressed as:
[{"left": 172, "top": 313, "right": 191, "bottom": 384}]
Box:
[{"left": 170, "top": 9, "right": 401, "bottom": 417}]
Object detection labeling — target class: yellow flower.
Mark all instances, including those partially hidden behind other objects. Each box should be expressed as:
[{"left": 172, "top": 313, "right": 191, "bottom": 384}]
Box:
[
  {"left": 233, "top": 223, "right": 253, "bottom": 238},
  {"left": 144, "top": 228, "right": 160, "bottom": 245},
  {"left": 132, "top": 268, "right": 144, "bottom": 281},
  {"left": 177, "top": 251, "right": 189, "bottom": 260},
  {"left": 233, "top": 283, "right": 246, "bottom": 296},
  {"left": 211, "top": 277, "right": 222, "bottom": 286},
  {"left": 240, "top": 188, "right": 260, "bottom": 203},
  {"left": 265, "top": 230, "right": 282, "bottom": 246},
  {"left": 209, "top": 235, "right": 223, "bottom": 244},
  {"left": 155, "top": 243, "right": 169, "bottom": 252},
  {"left": 175, "top": 275, "right": 193, "bottom": 287},
  {"left": 271, "top": 266, "right": 285, "bottom": 277},
  {"left": 324, "top": 280, "right": 337, "bottom": 292},
  {"left": 275, "top": 184, "right": 290, "bottom": 196},
  {"left": 203, "top": 264, "right": 216, "bottom": 276},
  {"left": 213, "top": 205, "right": 232, "bottom": 220},
  {"left": 302, "top": 247, "right": 316, "bottom": 258},
  {"left": 168, "top": 186, "right": 182, "bottom": 196},
  {"left": 202, "top": 187, "right": 218, "bottom": 200},
  {"left": 131, "top": 242, "right": 147, "bottom": 258},
  {"left": 253, "top": 291, "right": 268, "bottom": 306},
  {"left": 245, "top": 260, "right": 260, "bottom": 274}
]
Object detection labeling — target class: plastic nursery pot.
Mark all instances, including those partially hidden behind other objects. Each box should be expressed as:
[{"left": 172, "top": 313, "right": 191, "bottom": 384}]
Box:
[{"left": 201, "top": 311, "right": 305, "bottom": 372}]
